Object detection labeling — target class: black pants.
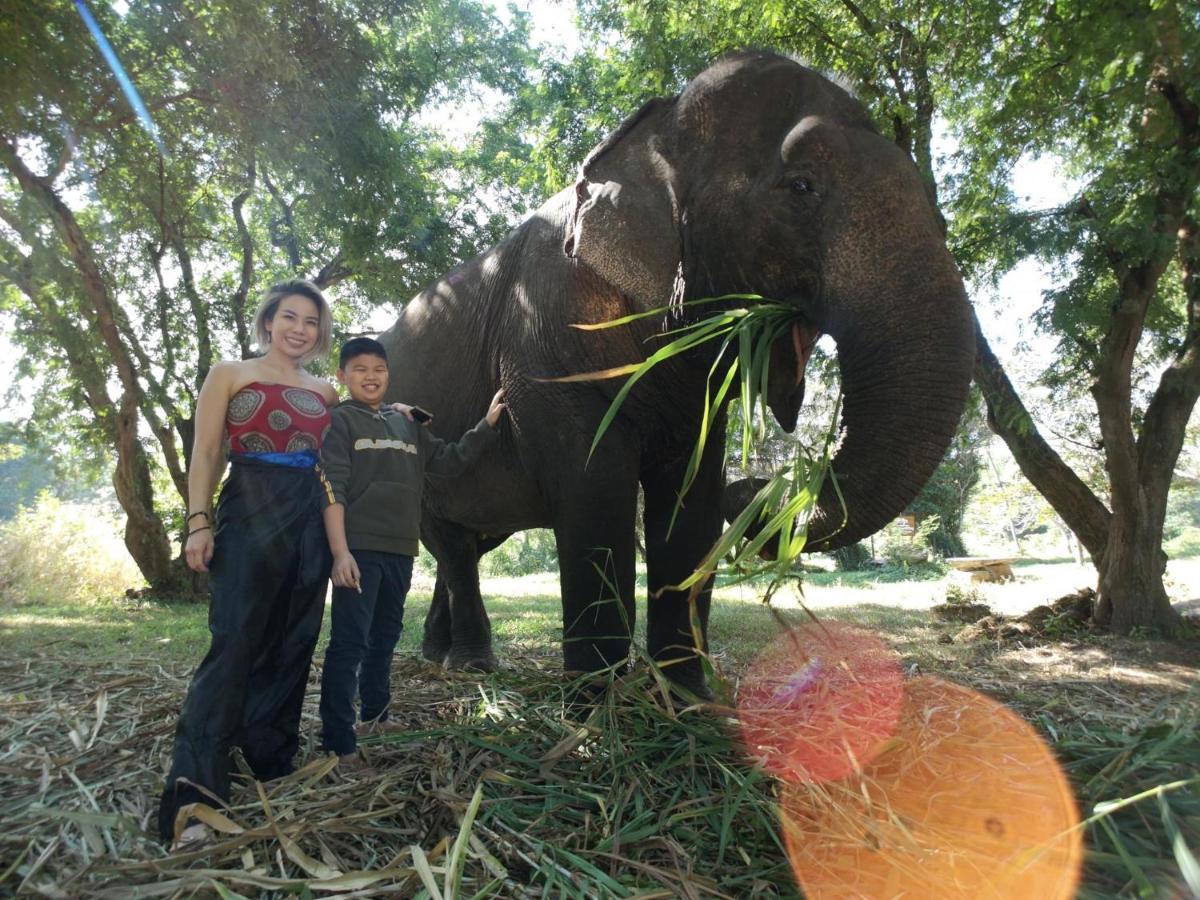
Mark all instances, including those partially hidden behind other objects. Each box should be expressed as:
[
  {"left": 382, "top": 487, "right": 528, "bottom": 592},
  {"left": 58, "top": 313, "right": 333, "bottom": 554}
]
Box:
[
  {"left": 319, "top": 550, "right": 413, "bottom": 755},
  {"left": 157, "top": 458, "right": 331, "bottom": 843}
]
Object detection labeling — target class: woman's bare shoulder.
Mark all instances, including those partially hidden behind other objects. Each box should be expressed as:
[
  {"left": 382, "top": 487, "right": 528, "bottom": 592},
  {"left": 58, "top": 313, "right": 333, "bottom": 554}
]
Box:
[
  {"left": 299, "top": 371, "right": 339, "bottom": 405},
  {"left": 206, "top": 359, "right": 273, "bottom": 398}
]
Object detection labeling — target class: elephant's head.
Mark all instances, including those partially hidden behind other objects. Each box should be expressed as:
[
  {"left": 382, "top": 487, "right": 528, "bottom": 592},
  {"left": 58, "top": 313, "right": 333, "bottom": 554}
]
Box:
[{"left": 564, "top": 51, "right": 975, "bottom": 549}]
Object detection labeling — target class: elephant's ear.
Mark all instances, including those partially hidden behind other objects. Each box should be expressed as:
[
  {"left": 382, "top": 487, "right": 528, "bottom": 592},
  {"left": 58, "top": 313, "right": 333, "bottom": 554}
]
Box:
[{"left": 565, "top": 96, "right": 681, "bottom": 308}]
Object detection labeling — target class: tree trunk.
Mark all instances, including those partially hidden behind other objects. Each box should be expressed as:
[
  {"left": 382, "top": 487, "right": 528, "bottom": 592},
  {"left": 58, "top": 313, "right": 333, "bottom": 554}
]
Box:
[
  {"left": 112, "top": 397, "right": 179, "bottom": 590},
  {"left": 1095, "top": 504, "right": 1179, "bottom": 633}
]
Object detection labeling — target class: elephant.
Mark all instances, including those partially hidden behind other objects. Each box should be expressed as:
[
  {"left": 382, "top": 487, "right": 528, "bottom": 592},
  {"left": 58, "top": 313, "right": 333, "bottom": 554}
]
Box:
[{"left": 378, "top": 50, "right": 976, "bottom": 696}]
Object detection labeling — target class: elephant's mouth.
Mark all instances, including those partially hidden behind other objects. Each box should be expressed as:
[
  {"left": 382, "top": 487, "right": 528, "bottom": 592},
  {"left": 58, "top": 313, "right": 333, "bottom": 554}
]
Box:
[{"left": 766, "top": 320, "right": 821, "bottom": 432}]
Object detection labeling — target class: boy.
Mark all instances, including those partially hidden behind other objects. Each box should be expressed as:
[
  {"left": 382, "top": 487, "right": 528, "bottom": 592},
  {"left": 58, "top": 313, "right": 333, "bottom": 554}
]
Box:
[{"left": 318, "top": 337, "right": 505, "bottom": 768}]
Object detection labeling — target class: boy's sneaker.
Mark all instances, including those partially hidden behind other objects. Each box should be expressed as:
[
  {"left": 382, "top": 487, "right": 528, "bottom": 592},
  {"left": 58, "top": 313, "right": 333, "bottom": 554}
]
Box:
[
  {"left": 356, "top": 719, "right": 405, "bottom": 737},
  {"left": 335, "top": 751, "right": 376, "bottom": 776}
]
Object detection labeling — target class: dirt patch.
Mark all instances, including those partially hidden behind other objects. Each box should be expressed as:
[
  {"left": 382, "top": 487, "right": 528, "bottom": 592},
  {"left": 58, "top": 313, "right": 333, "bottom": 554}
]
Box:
[{"left": 930, "top": 601, "right": 992, "bottom": 624}]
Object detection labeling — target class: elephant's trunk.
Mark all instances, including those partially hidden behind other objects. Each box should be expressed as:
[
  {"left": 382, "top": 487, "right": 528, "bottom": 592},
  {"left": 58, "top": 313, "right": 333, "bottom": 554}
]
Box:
[{"left": 806, "top": 261, "right": 976, "bottom": 550}]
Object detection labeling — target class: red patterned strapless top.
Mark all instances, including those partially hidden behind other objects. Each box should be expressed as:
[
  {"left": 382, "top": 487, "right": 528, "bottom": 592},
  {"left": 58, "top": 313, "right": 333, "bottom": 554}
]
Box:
[{"left": 225, "top": 382, "right": 331, "bottom": 454}]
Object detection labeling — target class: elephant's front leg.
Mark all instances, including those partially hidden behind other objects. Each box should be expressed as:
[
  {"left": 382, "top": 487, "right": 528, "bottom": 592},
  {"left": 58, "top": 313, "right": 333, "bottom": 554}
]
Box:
[
  {"left": 642, "top": 439, "right": 725, "bottom": 698},
  {"left": 553, "top": 477, "right": 639, "bottom": 675}
]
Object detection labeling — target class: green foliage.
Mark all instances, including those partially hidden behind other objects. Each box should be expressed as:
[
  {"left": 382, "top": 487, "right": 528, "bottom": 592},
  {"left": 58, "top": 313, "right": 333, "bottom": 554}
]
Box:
[
  {"left": 1165, "top": 526, "right": 1200, "bottom": 560},
  {"left": 0, "top": 423, "right": 109, "bottom": 519},
  {"left": 878, "top": 517, "right": 934, "bottom": 565},
  {"left": 943, "top": 581, "right": 984, "bottom": 607},
  {"left": 944, "top": 0, "right": 1199, "bottom": 443},
  {"left": 0, "top": 495, "right": 143, "bottom": 606},
  {"left": 0, "top": 0, "right": 535, "bottom": 582},
  {"left": 1164, "top": 481, "right": 1200, "bottom": 541},
  {"left": 830, "top": 541, "right": 872, "bottom": 571},
  {"left": 479, "top": 529, "right": 559, "bottom": 577},
  {"left": 907, "top": 388, "right": 989, "bottom": 558}
]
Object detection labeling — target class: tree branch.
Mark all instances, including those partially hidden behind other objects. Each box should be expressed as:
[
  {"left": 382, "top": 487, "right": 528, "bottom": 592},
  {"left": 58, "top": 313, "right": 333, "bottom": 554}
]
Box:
[
  {"left": 313, "top": 250, "right": 353, "bottom": 289},
  {"left": 1, "top": 133, "right": 188, "bottom": 528},
  {"left": 262, "top": 167, "right": 302, "bottom": 271},
  {"left": 0, "top": 134, "right": 141, "bottom": 399},
  {"left": 147, "top": 242, "right": 177, "bottom": 390},
  {"left": 231, "top": 154, "right": 256, "bottom": 359},
  {"left": 84, "top": 89, "right": 213, "bottom": 132},
  {"left": 973, "top": 317, "right": 1112, "bottom": 561},
  {"left": 1138, "top": 215, "right": 1200, "bottom": 509}
]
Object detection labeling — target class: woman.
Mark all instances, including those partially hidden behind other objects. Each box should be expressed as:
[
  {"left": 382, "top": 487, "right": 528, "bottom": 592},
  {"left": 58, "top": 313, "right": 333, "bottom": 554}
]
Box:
[{"left": 158, "top": 280, "right": 399, "bottom": 844}]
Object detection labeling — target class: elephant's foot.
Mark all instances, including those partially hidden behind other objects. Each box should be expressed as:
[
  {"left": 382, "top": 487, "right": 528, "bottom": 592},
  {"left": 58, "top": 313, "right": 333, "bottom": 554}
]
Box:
[
  {"left": 421, "top": 638, "right": 451, "bottom": 664},
  {"left": 560, "top": 665, "right": 714, "bottom": 720},
  {"left": 652, "top": 658, "right": 716, "bottom": 704},
  {"left": 444, "top": 648, "right": 499, "bottom": 673},
  {"left": 665, "top": 672, "right": 715, "bottom": 705}
]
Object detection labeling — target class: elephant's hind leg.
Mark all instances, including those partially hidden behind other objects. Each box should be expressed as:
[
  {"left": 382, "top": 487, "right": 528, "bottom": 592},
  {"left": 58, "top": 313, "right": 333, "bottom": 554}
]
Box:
[
  {"left": 421, "top": 573, "right": 452, "bottom": 664},
  {"left": 420, "top": 518, "right": 502, "bottom": 672}
]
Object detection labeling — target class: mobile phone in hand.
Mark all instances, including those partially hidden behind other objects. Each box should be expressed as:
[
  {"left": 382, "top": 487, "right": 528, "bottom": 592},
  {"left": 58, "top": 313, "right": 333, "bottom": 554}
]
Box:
[{"left": 411, "top": 406, "right": 433, "bottom": 424}]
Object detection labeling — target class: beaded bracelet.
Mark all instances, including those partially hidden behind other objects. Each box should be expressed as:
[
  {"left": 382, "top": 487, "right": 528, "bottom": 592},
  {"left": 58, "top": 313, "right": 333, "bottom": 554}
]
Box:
[
  {"left": 186, "top": 511, "right": 210, "bottom": 523},
  {"left": 187, "top": 525, "right": 212, "bottom": 538}
]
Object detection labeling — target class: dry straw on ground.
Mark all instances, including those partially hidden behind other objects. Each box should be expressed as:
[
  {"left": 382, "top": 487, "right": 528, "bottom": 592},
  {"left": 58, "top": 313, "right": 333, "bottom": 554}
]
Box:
[
  {"left": 1, "top": 640, "right": 1195, "bottom": 898},
  {"left": 0, "top": 654, "right": 794, "bottom": 898}
]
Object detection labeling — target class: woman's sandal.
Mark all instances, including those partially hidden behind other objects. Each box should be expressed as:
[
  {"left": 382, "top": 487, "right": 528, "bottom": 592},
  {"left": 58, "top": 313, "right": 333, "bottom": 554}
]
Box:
[{"left": 169, "top": 817, "right": 215, "bottom": 851}]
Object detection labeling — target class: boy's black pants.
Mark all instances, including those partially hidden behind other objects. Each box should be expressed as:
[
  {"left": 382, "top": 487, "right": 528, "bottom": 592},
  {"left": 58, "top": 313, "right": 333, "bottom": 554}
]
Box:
[{"left": 319, "top": 550, "right": 413, "bottom": 755}]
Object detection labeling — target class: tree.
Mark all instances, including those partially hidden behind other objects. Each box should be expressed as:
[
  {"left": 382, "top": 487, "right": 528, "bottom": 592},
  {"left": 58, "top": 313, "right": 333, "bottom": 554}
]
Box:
[
  {"left": 0, "top": 0, "right": 531, "bottom": 591},
  {"left": 952, "top": 0, "right": 1198, "bottom": 633},
  {"left": 530, "top": 0, "right": 1195, "bottom": 633}
]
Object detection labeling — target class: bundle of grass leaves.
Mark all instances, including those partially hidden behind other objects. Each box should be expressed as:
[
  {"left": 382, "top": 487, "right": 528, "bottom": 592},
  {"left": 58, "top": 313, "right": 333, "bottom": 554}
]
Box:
[
  {"left": 1058, "top": 697, "right": 1200, "bottom": 898},
  {"left": 559, "top": 294, "right": 842, "bottom": 598}
]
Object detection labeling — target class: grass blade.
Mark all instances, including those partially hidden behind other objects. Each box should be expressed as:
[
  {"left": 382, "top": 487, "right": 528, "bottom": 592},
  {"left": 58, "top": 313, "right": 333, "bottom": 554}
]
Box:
[{"left": 1158, "top": 793, "right": 1200, "bottom": 895}]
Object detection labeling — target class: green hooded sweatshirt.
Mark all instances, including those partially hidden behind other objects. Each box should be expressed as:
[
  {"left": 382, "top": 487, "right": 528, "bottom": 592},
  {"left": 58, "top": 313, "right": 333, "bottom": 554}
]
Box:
[{"left": 318, "top": 400, "right": 497, "bottom": 556}]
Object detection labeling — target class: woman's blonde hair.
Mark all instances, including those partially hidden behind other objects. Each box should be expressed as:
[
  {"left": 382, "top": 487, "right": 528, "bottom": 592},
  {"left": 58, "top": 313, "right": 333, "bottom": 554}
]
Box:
[{"left": 251, "top": 279, "right": 333, "bottom": 365}]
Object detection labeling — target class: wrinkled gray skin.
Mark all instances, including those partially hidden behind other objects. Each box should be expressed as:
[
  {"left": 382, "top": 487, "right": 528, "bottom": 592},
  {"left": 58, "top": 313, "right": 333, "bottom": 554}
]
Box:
[{"left": 379, "top": 51, "right": 976, "bottom": 695}]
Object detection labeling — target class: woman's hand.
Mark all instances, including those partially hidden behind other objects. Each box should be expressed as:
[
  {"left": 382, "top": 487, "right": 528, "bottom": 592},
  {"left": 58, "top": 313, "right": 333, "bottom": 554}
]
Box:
[{"left": 185, "top": 526, "right": 214, "bottom": 573}]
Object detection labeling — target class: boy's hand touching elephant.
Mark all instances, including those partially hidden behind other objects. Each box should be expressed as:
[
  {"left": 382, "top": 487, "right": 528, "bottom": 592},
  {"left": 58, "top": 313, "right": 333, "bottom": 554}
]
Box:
[{"left": 485, "top": 389, "right": 506, "bottom": 427}]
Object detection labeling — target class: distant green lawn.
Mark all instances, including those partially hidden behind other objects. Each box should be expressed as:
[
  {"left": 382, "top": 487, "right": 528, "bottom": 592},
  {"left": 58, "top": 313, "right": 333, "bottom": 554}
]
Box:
[
  {"left": 0, "top": 590, "right": 438, "bottom": 669},
  {"left": 0, "top": 569, "right": 959, "bottom": 678},
  {"left": 7, "top": 554, "right": 1184, "bottom": 675}
]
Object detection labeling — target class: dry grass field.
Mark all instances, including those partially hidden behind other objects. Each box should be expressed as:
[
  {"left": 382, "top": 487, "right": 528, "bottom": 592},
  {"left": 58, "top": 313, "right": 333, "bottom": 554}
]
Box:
[{"left": 0, "top": 556, "right": 1196, "bottom": 897}]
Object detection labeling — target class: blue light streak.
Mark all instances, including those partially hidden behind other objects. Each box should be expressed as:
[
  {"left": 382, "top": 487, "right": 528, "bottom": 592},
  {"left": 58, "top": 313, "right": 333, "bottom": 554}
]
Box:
[{"left": 74, "top": 0, "right": 169, "bottom": 157}]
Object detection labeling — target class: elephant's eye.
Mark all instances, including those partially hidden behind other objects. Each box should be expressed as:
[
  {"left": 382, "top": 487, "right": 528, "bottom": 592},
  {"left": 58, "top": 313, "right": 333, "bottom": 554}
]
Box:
[{"left": 790, "top": 177, "right": 816, "bottom": 195}]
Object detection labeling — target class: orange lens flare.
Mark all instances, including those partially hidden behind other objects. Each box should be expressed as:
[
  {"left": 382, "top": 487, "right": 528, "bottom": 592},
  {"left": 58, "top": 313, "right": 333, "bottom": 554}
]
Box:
[
  {"left": 780, "top": 676, "right": 1083, "bottom": 899},
  {"left": 737, "top": 623, "right": 904, "bottom": 783}
]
